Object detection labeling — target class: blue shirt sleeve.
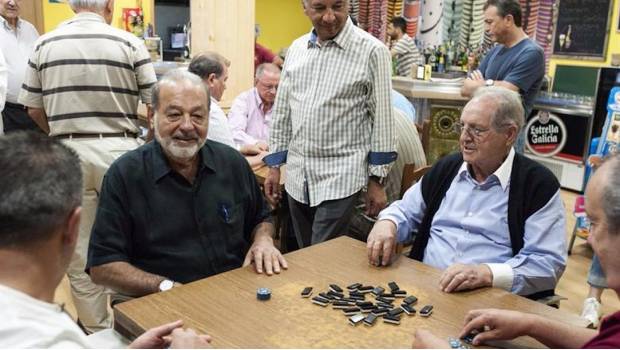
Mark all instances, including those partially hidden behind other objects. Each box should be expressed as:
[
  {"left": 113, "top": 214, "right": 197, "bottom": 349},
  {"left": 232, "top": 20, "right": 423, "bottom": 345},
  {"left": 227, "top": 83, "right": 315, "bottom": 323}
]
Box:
[
  {"left": 502, "top": 46, "right": 545, "bottom": 93},
  {"left": 505, "top": 190, "right": 567, "bottom": 295},
  {"left": 377, "top": 178, "right": 427, "bottom": 242}
]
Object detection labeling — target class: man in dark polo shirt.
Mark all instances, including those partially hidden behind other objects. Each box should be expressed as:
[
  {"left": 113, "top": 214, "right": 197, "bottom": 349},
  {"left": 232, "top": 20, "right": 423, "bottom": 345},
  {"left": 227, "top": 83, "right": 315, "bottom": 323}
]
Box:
[{"left": 86, "top": 69, "right": 287, "bottom": 298}]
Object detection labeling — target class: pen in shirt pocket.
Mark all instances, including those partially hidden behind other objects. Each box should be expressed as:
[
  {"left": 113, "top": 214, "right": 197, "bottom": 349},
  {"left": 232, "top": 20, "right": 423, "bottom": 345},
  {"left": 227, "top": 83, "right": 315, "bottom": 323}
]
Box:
[{"left": 218, "top": 203, "right": 231, "bottom": 223}]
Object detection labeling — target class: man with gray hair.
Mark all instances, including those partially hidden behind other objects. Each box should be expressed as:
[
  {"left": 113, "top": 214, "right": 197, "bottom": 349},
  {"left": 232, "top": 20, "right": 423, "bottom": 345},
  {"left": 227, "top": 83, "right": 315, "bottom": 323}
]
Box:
[
  {"left": 87, "top": 69, "right": 287, "bottom": 301},
  {"left": 367, "top": 87, "right": 566, "bottom": 299},
  {"left": 0, "top": 131, "right": 212, "bottom": 348},
  {"left": 414, "top": 154, "right": 620, "bottom": 348},
  {"left": 228, "top": 63, "right": 280, "bottom": 150},
  {"left": 18, "top": 0, "right": 157, "bottom": 332}
]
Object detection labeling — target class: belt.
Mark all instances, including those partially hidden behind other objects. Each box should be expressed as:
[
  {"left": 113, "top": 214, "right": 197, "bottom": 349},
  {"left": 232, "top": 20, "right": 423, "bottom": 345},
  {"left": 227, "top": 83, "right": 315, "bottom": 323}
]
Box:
[
  {"left": 4, "top": 102, "right": 27, "bottom": 110},
  {"left": 55, "top": 131, "right": 139, "bottom": 140}
]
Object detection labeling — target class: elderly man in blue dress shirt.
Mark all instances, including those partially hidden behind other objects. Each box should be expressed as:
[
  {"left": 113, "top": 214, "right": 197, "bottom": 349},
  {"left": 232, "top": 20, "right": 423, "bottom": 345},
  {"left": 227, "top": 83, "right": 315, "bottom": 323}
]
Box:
[{"left": 367, "top": 87, "right": 566, "bottom": 298}]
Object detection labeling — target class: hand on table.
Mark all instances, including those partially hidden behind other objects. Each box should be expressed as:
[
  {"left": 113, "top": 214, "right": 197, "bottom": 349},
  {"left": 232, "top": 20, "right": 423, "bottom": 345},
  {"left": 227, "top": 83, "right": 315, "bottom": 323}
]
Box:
[
  {"left": 366, "top": 220, "right": 398, "bottom": 267},
  {"left": 243, "top": 235, "right": 288, "bottom": 275},
  {"left": 459, "top": 309, "right": 532, "bottom": 346},
  {"left": 128, "top": 320, "right": 212, "bottom": 349},
  {"left": 439, "top": 263, "right": 492, "bottom": 292},
  {"left": 240, "top": 144, "right": 262, "bottom": 156},
  {"left": 255, "top": 141, "right": 269, "bottom": 152}
]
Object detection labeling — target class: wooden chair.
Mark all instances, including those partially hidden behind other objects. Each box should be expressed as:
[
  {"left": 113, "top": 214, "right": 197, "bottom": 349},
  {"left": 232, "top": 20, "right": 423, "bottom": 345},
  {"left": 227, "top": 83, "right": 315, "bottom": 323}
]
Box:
[{"left": 400, "top": 164, "right": 431, "bottom": 198}]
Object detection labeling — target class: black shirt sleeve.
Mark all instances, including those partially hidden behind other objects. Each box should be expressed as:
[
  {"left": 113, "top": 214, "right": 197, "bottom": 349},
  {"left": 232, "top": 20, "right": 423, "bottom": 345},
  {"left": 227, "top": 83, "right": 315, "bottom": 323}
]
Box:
[{"left": 86, "top": 163, "right": 134, "bottom": 273}]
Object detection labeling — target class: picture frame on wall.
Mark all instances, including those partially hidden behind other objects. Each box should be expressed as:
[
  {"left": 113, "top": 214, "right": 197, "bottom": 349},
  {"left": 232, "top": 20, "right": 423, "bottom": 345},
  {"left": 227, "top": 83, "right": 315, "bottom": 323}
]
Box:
[{"left": 552, "top": 0, "right": 614, "bottom": 60}]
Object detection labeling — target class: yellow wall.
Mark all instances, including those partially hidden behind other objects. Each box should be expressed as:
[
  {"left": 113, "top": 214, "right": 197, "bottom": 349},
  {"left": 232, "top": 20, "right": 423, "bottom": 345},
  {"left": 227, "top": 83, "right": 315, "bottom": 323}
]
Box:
[
  {"left": 255, "top": 0, "right": 310, "bottom": 54},
  {"left": 548, "top": 0, "right": 620, "bottom": 77},
  {"left": 41, "top": 0, "right": 153, "bottom": 34}
]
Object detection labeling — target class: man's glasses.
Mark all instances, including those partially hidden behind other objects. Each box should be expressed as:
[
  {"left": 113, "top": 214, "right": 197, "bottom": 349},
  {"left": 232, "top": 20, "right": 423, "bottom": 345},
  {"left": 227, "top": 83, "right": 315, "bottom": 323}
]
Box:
[
  {"left": 454, "top": 121, "right": 491, "bottom": 139},
  {"left": 258, "top": 81, "right": 278, "bottom": 92}
]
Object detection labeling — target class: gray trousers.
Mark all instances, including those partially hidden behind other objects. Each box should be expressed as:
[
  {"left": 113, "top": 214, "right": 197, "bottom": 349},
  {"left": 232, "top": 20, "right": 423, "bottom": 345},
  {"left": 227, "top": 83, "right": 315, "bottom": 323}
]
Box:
[{"left": 287, "top": 192, "right": 359, "bottom": 248}]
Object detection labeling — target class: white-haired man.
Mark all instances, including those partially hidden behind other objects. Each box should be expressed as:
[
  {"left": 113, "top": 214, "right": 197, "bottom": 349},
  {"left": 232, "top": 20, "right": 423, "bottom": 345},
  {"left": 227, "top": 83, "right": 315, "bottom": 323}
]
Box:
[
  {"left": 19, "top": 0, "right": 157, "bottom": 332},
  {"left": 368, "top": 87, "right": 566, "bottom": 299},
  {"left": 414, "top": 154, "right": 620, "bottom": 348}
]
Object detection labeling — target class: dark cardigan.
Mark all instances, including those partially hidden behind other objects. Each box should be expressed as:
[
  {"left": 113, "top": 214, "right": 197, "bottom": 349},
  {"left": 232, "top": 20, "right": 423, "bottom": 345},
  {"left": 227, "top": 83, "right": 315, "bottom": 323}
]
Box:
[{"left": 408, "top": 152, "right": 560, "bottom": 299}]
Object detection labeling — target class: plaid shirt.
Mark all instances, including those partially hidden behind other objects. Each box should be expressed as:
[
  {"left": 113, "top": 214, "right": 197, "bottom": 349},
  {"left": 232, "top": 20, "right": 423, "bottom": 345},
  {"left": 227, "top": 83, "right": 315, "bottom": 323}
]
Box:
[{"left": 265, "top": 19, "right": 396, "bottom": 206}]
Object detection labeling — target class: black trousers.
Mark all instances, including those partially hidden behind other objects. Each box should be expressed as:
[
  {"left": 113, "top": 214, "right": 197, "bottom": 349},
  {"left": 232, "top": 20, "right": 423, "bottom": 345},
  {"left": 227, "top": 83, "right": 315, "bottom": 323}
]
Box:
[
  {"left": 2, "top": 103, "right": 43, "bottom": 133},
  {"left": 287, "top": 192, "right": 360, "bottom": 248}
]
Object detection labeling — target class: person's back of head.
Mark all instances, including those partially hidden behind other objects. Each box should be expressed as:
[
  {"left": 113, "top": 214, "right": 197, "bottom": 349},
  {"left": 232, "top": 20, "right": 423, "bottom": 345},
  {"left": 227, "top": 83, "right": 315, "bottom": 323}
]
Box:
[
  {"left": 188, "top": 52, "right": 230, "bottom": 81},
  {"left": 391, "top": 17, "right": 407, "bottom": 34},
  {"left": 0, "top": 131, "right": 82, "bottom": 277},
  {"left": 188, "top": 52, "right": 230, "bottom": 101},
  {"left": 68, "top": 0, "right": 113, "bottom": 23}
]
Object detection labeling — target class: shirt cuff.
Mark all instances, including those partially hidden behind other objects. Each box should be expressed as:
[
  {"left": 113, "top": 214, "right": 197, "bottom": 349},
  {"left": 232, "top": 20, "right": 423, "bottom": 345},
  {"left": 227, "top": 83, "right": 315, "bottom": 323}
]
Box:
[
  {"left": 263, "top": 150, "right": 287, "bottom": 167},
  {"left": 485, "top": 263, "right": 514, "bottom": 291},
  {"left": 368, "top": 151, "right": 398, "bottom": 165}
]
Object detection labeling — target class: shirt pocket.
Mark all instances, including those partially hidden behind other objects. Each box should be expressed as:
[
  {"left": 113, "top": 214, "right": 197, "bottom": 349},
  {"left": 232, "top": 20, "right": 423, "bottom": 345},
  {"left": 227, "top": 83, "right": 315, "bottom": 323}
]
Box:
[{"left": 213, "top": 201, "right": 249, "bottom": 261}]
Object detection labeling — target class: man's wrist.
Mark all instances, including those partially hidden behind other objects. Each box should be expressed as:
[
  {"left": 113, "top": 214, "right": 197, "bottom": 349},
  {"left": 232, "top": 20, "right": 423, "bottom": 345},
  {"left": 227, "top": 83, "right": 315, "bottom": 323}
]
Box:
[{"left": 369, "top": 175, "right": 386, "bottom": 186}]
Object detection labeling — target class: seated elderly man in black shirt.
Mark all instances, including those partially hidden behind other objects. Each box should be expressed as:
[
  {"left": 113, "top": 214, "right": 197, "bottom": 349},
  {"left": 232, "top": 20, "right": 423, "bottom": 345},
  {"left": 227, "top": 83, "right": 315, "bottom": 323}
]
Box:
[{"left": 87, "top": 69, "right": 287, "bottom": 297}]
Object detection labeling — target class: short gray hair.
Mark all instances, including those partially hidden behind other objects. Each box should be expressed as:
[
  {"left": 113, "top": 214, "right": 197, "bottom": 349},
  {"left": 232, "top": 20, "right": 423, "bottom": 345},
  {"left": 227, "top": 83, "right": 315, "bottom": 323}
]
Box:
[
  {"left": 0, "top": 132, "right": 82, "bottom": 248},
  {"left": 151, "top": 68, "right": 210, "bottom": 112},
  {"left": 472, "top": 86, "right": 525, "bottom": 133},
  {"left": 188, "top": 52, "right": 230, "bottom": 80},
  {"left": 255, "top": 63, "right": 281, "bottom": 79},
  {"left": 68, "top": 0, "right": 108, "bottom": 12},
  {"left": 602, "top": 154, "right": 620, "bottom": 234}
]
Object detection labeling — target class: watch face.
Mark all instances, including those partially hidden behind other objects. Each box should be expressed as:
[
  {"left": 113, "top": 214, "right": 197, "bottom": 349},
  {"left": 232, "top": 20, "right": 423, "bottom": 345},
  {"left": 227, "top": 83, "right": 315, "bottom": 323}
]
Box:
[{"left": 159, "top": 280, "right": 174, "bottom": 291}]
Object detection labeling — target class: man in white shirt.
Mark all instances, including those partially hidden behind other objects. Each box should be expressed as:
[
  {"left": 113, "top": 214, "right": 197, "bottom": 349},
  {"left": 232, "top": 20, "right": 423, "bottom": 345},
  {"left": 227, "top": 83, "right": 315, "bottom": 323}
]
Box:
[
  {"left": 0, "top": 0, "right": 41, "bottom": 133},
  {"left": 188, "top": 52, "right": 267, "bottom": 167},
  {"left": 0, "top": 131, "right": 212, "bottom": 349}
]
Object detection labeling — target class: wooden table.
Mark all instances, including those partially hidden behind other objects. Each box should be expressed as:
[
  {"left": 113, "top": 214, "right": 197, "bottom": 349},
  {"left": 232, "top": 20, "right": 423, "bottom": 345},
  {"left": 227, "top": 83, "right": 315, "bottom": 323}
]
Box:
[{"left": 114, "top": 237, "right": 585, "bottom": 348}]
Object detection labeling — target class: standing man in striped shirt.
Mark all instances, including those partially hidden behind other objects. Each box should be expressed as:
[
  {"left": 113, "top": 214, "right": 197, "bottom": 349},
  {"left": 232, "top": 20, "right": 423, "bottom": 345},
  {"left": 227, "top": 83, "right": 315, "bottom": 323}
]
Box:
[
  {"left": 388, "top": 16, "right": 423, "bottom": 77},
  {"left": 19, "top": 0, "right": 156, "bottom": 333},
  {"left": 264, "top": 0, "right": 396, "bottom": 248}
]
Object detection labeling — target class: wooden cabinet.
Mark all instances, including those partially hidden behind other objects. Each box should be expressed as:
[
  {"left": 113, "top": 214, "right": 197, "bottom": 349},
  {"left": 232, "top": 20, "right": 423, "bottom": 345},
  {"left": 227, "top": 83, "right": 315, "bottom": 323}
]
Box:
[
  {"left": 190, "top": 0, "right": 255, "bottom": 108},
  {"left": 20, "top": 0, "right": 44, "bottom": 34}
]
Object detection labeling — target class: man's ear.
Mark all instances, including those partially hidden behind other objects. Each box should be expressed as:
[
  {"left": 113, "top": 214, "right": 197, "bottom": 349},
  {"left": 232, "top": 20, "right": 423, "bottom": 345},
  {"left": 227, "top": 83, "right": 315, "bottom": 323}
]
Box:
[
  {"left": 206, "top": 73, "right": 217, "bottom": 87},
  {"left": 147, "top": 105, "right": 155, "bottom": 129},
  {"left": 505, "top": 124, "right": 519, "bottom": 146},
  {"left": 104, "top": 0, "right": 115, "bottom": 24},
  {"left": 62, "top": 207, "right": 82, "bottom": 248}
]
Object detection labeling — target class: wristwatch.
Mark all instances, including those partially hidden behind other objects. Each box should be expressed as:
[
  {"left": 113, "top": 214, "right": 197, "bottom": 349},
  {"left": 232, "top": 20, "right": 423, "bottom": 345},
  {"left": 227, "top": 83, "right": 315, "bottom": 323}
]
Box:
[
  {"left": 158, "top": 279, "right": 174, "bottom": 292},
  {"left": 369, "top": 175, "right": 386, "bottom": 186},
  {"left": 485, "top": 79, "right": 494, "bottom": 87}
]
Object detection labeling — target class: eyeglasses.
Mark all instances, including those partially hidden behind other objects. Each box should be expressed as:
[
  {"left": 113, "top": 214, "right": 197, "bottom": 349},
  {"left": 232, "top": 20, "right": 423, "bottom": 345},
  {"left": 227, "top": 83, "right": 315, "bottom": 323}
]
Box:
[
  {"left": 258, "top": 81, "right": 278, "bottom": 92},
  {"left": 454, "top": 122, "right": 490, "bottom": 139}
]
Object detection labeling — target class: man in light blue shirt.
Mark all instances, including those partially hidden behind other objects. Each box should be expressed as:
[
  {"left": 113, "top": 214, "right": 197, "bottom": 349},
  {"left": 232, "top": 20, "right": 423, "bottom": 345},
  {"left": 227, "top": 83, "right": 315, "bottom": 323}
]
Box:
[
  {"left": 367, "top": 87, "right": 566, "bottom": 297},
  {"left": 391, "top": 90, "right": 416, "bottom": 123}
]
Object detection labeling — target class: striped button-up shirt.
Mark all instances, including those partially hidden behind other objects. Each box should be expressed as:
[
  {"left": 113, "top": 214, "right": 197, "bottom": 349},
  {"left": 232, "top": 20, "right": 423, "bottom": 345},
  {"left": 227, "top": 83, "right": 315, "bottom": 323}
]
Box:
[
  {"left": 18, "top": 12, "right": 156, "bottom": 136},
  {"left": 265, "top": 19, "right": 396, "bottom": 206}
]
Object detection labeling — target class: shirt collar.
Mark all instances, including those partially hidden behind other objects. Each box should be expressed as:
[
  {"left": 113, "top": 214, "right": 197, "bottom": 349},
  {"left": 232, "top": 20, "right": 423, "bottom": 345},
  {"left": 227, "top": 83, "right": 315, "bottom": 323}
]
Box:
[
  {"left": 252, "top": 87, "right": 263, "bottom": 107},
  {"left": 458, "top": 148, "right": 515, "bottom": 190},
  {"left": 151, "top": 139, "right": 216, "bottom": 183},
  {"left": 0, "top": 15, "right": 22, "bottom": 30},
  {"left": 252, "top": 87, "right": 272, "bottom": 112},
  {"left": 62, "top": 12, "right": 106, "bottom": 27},
  {"left": 307, "top": 17, "right": 354, "bottom": 50}
]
